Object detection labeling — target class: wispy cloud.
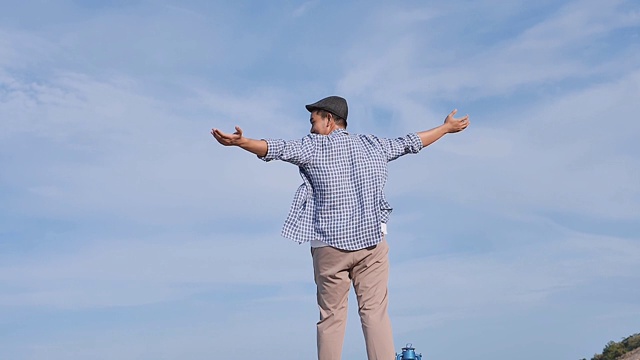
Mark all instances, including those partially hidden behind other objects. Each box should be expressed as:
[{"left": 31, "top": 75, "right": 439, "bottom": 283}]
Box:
[
  {"left": 0, "top": 232, "right": 311, "bottom": 308},
  {"left": 292, "top": 1, "right": 318, "bottom": 18},
  {"left": 339, "top": 0, "right": 640, "bottom": 100}
]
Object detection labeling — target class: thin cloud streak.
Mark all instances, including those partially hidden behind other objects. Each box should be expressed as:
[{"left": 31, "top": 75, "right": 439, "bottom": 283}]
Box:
[
  {"left": 0, "top": 233, "right": 312, "bottom": 308},
  {"left": 339, "top": 0, "right": 640, "bottom": 100}
]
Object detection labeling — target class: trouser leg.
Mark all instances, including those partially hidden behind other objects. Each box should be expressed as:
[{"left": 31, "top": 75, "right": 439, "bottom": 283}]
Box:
[
  {"left": 312, "top": 246, "right": 352, "bottom": 360},
  {"left": 351, "top": 239, "right": 395, "bottom": 360}
]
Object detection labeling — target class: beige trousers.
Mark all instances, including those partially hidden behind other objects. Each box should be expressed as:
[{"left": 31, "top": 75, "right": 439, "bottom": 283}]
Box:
[{"left": 311, "top": 239, "right": 394, "bottom": 360}]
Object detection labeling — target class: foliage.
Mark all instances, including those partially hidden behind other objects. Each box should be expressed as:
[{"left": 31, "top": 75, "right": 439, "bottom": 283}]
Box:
[{"left": 587, "top": 333, "right": 640, "bottom": 360}]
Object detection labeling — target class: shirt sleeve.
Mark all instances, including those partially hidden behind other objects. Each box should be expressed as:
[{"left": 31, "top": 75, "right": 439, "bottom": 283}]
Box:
[
  {"left": 258, "top": 135, "right": 316, "bottom": 166},
  {"left": 378, "top": 133, "right": 423, "bottom": 162}
]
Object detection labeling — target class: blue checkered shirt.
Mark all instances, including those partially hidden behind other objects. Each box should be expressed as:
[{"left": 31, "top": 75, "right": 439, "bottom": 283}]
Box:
[{"left": 260, "top": 129, "right": 423, "bottom": 251}]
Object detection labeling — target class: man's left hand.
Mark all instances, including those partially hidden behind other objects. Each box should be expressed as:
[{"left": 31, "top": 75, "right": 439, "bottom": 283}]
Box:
[{"left": 443, "top": 109, "right": 470, "bottom": 133}]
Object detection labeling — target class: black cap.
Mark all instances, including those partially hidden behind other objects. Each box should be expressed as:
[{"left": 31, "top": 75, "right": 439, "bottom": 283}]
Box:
[{"left": 305, "top": 96, "right": 348, "bottom": 121}]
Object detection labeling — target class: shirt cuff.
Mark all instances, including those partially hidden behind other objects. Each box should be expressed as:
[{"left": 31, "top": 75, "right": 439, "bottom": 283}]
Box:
[
  {"left": 258, "top": 138, "right": 283, "bottom": 161},
  {"left": 409, "top": 132, "right": 424, "bottom": 152}
]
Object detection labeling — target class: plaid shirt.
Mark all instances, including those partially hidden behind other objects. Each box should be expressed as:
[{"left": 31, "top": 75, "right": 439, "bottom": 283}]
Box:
[{"left": 260, "top": 129, "right": 423, "bottom": 251}]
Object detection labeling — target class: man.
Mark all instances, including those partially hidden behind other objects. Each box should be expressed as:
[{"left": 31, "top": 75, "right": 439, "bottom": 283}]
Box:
[{"left": 211, "top": 96, "right": 469, "bottom": 360}]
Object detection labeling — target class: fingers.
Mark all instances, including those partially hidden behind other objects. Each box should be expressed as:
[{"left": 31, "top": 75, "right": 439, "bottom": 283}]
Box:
[
  {"left": 211, "top": 129, "right": 227, "bottom": 145},
  {"left": 443, "top": 109, "right": 470, "bottom": 133},
  {"left": 448, "top": 109, "right": 469, "bottom": 122},
  {"left": 212, "top": 128, "right": 226, "bottom": 139},
  {"left": 210, "top": 126, "right": 243, "bottom": 146},
  {"left": 211, "top": 128, "right": 231, "bottom": 138},
  {"left": 457, "top": 117, "right": 470, "bottom": 132}
]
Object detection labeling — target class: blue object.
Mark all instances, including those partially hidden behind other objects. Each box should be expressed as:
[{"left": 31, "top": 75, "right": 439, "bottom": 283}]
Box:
[{"left": 396, "top": 343, "right": 423, "bottom": 360}]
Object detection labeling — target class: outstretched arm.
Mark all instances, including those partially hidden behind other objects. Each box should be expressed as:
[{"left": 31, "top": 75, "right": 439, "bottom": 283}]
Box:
[
  {"left": 211, "top": 126, "right": 268, "bottom": 157},
  {"left": 418, "top": 109, "right": 470, "bottom": 147}
]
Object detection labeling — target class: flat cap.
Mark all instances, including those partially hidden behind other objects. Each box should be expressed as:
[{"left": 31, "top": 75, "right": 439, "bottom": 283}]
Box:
[{"left": 305, "top": 96, "right": 348, "bottom": 121}]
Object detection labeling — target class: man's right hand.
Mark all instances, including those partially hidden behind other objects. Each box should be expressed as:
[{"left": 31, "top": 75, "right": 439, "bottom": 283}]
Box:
[
  {"left": 210, "top": 126, "right": 268, "bottom": 157},
  {"left": 211, "top": 126, "right": 246, "bottom": 146}
]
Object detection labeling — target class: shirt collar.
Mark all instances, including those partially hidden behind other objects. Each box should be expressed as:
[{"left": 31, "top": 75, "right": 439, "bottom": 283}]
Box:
[{"left": 330, "top": 128, "right": 349, "bottom": 136}]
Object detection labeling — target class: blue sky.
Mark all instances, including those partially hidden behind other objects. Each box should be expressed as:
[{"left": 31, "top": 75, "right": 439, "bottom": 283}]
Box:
[{"left": 0, "top": 0, "right": 639, "bottom": 359}]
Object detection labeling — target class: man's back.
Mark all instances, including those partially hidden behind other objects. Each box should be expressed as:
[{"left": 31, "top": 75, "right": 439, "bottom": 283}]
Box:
[{"left": 262, "top": 129, "right": 423, "bottom": 250}]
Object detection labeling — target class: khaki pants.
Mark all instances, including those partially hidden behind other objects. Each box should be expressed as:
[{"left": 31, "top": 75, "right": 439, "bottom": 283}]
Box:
[{"left": 311, "top": 239, "right": 394, "bottom": 360}]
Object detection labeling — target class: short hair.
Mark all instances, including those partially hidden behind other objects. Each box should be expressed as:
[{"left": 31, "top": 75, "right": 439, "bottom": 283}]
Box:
[{"left": 316, "top": 109, "right": 347, "bottom": 128}]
